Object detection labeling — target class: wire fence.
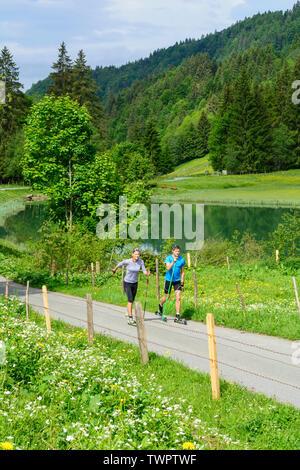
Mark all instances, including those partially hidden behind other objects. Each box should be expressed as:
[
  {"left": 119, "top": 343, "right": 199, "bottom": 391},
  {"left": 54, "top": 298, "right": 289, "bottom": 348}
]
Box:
[{"left": 2, "top": 285, "right": 300, "bottom": 396}]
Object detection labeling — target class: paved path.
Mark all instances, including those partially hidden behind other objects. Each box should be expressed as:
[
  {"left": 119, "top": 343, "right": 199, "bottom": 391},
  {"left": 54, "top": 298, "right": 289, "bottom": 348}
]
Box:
[{"left": 1, "top": 275, "right": 299, "bottom": 408}]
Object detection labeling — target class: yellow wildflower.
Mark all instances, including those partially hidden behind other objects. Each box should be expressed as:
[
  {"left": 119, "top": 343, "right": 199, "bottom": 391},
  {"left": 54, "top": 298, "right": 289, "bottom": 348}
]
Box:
[
  {"left": 1, "top": 442, "right": 13, "bottom": 450},
  {"left": 182, "top": 442, "right": 195, "bottom": 450}
]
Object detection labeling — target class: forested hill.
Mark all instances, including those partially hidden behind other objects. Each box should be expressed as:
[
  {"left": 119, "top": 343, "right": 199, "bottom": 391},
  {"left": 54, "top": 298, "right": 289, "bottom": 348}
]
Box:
[
  {"left": 106, "top": 38, "right": 300, "bottom": 172},
  {"left": 26, "top": 2, "right": 300, "bottom": 103}
]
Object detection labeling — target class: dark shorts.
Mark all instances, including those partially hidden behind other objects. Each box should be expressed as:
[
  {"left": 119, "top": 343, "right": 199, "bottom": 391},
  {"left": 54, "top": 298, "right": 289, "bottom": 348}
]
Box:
[
  {"left": 164, "top": 280, "right": 182, "bottom": 294},
  {"left": 123, "top": 281, "right": 138, "bottom": 303}
]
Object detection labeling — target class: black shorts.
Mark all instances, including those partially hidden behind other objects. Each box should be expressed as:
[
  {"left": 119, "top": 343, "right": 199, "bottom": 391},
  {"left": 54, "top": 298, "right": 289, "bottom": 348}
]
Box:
[
  {"left": 164, "top": 280, "right": 182, "bottom": 294},
  {"left": 123, "top": 281, "right": 138, "bottom": 303}
]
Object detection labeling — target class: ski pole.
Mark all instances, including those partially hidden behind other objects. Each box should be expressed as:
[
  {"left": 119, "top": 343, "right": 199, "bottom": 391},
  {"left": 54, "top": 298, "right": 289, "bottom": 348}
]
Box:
[
  {"left": 163, "top": 297, "right": 176, "bottom": 317},
  {"left": 143, "top": 277, "right": 149, "bottom": 318}
]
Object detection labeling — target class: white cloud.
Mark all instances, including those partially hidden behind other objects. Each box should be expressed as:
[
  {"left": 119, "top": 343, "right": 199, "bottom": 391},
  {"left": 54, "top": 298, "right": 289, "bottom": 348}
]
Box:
[
  {"left": 0, "top": 21, "right": 28, "bottom": 38},
  {"left": 105, "top": 0, "right": 246, "bottom": 32}
]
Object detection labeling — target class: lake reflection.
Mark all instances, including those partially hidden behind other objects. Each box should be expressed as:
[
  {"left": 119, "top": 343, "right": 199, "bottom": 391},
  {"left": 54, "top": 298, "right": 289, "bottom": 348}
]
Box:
[{"left": 0, "top": 201, "right": 297, "bottom": 253}]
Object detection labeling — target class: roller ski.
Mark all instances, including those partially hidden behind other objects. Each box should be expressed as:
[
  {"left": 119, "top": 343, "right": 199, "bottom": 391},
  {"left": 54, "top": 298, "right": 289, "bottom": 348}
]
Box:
[
  {"left": 128, "top": 317, "right": 136, "bottom": 326},
  {"left": 174, "top": 314, "right": 187, "bottom": 326},
  {"left": 155, "top": 304, "right": 168, "bottom": 322}
]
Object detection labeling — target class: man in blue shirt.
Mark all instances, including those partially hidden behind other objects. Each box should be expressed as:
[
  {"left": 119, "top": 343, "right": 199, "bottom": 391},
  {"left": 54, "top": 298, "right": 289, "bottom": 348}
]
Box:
[{"left": 158, "top": 244, "right": 185, "bottom": 322}]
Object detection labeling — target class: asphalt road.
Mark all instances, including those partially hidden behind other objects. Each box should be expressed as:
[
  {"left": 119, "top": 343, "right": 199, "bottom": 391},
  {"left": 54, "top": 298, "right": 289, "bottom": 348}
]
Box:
[{"left": 1, "top": 275, "right": 299, "bottom": 408}]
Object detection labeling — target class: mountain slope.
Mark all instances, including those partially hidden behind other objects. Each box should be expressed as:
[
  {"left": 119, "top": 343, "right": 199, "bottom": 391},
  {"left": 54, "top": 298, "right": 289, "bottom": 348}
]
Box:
[{"left": 26, "top": 2, "right": 300, "bottom": 104}]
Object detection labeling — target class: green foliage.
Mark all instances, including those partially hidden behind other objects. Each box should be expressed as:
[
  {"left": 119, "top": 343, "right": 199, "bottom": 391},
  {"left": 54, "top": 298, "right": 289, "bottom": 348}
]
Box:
[
  {"left": 0, "top": 46, "right": 31, "bottom": 183},
  {"left": 111, "top": 141, "right": 155, "bottom": 184},
  {"left": 22, "top": 94, "right": 100, "bottom": 227},
  {"left": 268, "top": 210, "right": 300, "bottom": 258}
]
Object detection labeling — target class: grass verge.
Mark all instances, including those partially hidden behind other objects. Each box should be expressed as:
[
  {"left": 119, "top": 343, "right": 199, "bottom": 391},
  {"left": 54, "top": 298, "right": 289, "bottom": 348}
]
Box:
[{"left": 0, "top": 297, "right": 299, "bottom": 450}]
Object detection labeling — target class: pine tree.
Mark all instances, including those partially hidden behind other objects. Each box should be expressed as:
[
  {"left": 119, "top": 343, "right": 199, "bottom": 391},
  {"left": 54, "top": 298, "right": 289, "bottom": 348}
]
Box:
[
  {"left": 273, "top": 61, "right": 292, "bottom": 127},
  {"left": 47, "top": 42, "right": 73, "bottom": 97},
  {"left": 197, "top": 111, "right": 211, "bottom": 158},
  {"left": 143, "top": 119, "right": 163, "bottom": 173},
  {"left": 0, "top": 46, "right": 30, "bottom": 181},
  {"left": 226, "top": 67, "right": 254, "bottom": 173},
  {"left": 208, "top": 112, "right": 231, "bottom": 172},
  {"left": 71, "top": 50, "right": 108, "bottom": 150},
  {"left": 248, "top": 84, "right": 274, "bottom": 172},
  {"left": 288, "top": 56, "right": 300, "bottom": 166},
  {"left": 183, "top": 123, "right": 199, "bottom": 161},
  {"left": 160, "top": 144, "right": 174, "bottom": 174}
]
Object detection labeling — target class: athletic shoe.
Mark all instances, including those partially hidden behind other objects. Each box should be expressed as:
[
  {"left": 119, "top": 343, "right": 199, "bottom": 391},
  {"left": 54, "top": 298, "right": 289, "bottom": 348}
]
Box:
[
  {"left": 157, "top": 303, "right": 163, "bottom": 316},
  {"left": 128, "top": 318, "right": 136, "bottom": 326}
]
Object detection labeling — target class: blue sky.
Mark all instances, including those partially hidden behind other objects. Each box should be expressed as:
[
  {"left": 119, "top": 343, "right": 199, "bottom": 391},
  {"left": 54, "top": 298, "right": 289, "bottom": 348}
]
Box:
[{"left": 0, "top": 0, "right": 297, "bottom": 91}]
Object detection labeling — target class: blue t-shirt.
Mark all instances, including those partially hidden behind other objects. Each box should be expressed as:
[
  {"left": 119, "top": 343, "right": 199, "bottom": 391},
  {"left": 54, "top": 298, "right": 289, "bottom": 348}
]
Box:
[{"left": 165, "top": 255, "right": 185, "bottom": 282}]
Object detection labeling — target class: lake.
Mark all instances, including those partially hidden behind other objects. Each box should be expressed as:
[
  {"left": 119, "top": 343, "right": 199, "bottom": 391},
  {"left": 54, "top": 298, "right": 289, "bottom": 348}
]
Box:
[{"left": 0, "top": 200, "right": 298, "bottom": 253}]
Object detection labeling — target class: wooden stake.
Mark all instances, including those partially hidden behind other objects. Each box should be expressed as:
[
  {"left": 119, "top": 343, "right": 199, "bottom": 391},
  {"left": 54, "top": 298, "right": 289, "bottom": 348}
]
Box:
[
  {"left": 276, "top": 250, "right": 279, "bottom": 264},
  {"left": 96, "top": 261, "right": 100, "bottom": 274},
  {"left": 66, "top": 254, "right": 70, "bottom": 285},
  {"left": 26, "top": 281, "right": 29, "bottom": 320},
  {"left": 86, "top": 294, "right": 94, "bottom": 344},
  {"left": 156, "top": 258, "right": 160, "bottom": 301},
  {"left": 42, "top": 285, "right": 51, "bottom": 333},
  {"left": 206, "top": 313, "right": 220, "bottom": 400},
  {"left": 236, "top": 283, "right": 246, "bottom": 313},
  {"left": 51, "top": 259, "right": 56, "bottom": 276},
  {"left": 122, "top": 265, "right": 125, "bottom": 294},
  {"left": 91, "top": 262, "right": 95, "bottom": 288},
  {"left": 293, "top": 277, "right": 300, "bottom": 318},
  {"left": 194, "top": 254, "right": 198, "bottom": 268},
  {"left": 5, "top": 279, "right": 9, "bottom": 301},
  {"left": 193, "top": 270, "right": 197, "bottom": 308},
  {"left": 187, "top": 252, "right": 191, "bottom": 268},
  {"left": 135, "top": 301, "right": 149, "bottom": 365},
  {"left": 226, "top": 256, "right": 230, "bottom": 270}
]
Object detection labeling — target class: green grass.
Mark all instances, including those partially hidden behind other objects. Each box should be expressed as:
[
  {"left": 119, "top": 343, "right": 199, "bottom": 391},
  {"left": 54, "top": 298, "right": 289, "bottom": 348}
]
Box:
[
  {"left": 164, "top": 156, "right": 212, "bottom": 177},
  {"left": 151, "top": 166, "right": 300, "bottom": 207},
  {"left": 0, "top": 188, "right": 33, "bottom": 204},
  {"left": 1, "top": 297, "right": 299, "bottom": 450}
]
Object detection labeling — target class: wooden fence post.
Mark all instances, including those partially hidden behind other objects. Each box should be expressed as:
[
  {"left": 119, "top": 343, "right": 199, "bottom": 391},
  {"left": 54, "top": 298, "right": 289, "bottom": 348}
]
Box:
[
  {"left": 5, "top": 279, "right": 9, "bottom": 301},
  {"left": 42, "top": 285, "right": 51, "bottom": 333},
  {"left": 236, "top": 283, "right": 246, "bottom": 314},
  {"left": 206, "top": 313, "right": 220, "bottom": 400},
  {"left": 51, "top": 259, "right": 56, "bottom": 277},
  {"left": 91, "top": 262, "right": 95, "bottom": 288},
  {"left": 226, "top": 256, "right": 230, "bottom": 270},
  {"left": 156, "top": 258, "right": 160, "bottom": 301},
  {"left": 96, "top": 261, "right": 100, "bottom": 274},
  {"left": 135, "top": 301, "right": 149, "bottom": 365},
  {"left": 193, "top": 270, "right": 197, "bottom": 308},
  {"left": 66, "top": 254, "right": 70, "bottom": 285},
  {"left": 122, "top": 265, "right": 125, "bottom": 294},
  {"left": 293, "top": 277, "right": 300, "bottom": 318},
  {"left": 276, "top": 250, "right": 279, "bottom": 264},
  {"left": 86, "top": 294, "right": 94, "bottom": 344},
  {"left": 26, "top": 281, "right": 29, "bottom": 320},
  {"left": 187, "top": 252, "right": 191, "bottom": 269}
]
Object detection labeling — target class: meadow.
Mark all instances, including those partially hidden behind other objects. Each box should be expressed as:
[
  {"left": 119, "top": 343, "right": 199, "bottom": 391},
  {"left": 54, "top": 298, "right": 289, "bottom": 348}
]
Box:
[
  {"left": 0, "top": 188, "right": 32, "bottom": 205},
  {"left": 151, "top": 164, "right": 300, "bottom": 207},
  {"left": 0, "top": 297, "right": 299, "bottom": 451}
]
